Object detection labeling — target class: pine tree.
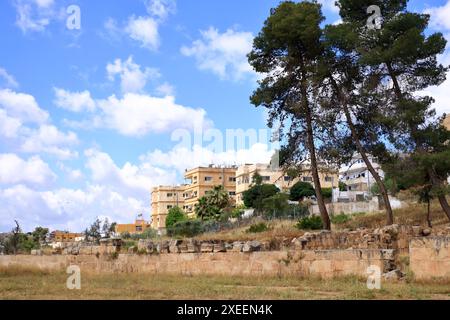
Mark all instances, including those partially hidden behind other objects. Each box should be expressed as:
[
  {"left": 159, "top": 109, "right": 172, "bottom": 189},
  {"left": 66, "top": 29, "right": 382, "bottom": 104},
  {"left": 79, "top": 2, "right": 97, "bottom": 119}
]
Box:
[
  {"left": 336, "top": 0, "right": 450, "bottom": 221},
  {"left": 248, "top": 1, "right": 331, "bottom": 229}
]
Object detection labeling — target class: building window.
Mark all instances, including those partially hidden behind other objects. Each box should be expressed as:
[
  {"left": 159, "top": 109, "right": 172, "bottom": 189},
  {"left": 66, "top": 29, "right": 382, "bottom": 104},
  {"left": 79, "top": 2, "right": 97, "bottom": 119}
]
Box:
[
  {"left": 167, "top": 205, "right": 173, "bottom": 209},
  {"left": 205, "top": 176, "right": 213, "bottom": 182},
  {"left": 284, "top": 176, "right": 291, "bottom": 182},
  {"left": 229, "top": 191, "right": 236, "bottom": 196},
  {"left": 167, "top": 193, "right": 173, "bottom": 197},
  {"left": 303, "top": 176, "right": 313, "bottom": 182},
  {"left": 229, "top": 177, "right": 236, "bottom": 182},
  {"left": 262, "top": 176, "right": 270, "bottom": 182},
  {"left": 136, "top": 225, "right": 142, "bottom": 232},
  {"left": 325, "top": 176, "right": 333, "bottom": 182}
]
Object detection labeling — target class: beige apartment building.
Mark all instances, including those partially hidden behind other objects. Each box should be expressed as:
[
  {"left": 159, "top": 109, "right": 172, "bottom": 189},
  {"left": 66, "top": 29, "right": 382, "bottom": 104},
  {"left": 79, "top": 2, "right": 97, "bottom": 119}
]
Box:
[
  {"left": 183, "top": 166, "right": 237, "bottom": 217},
  {"left": 150, "top": 165, "right": 238, "bottom": 229},
  {"left": 151, "top": 185, "right": 186, "bottom": 230},
  {"left": 235, "top": 163, "right": 338, "bottom": 205}
]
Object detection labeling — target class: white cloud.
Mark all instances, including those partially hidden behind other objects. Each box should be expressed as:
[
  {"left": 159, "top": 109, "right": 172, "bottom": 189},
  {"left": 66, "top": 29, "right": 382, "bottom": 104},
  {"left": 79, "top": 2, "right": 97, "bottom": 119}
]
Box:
[
  {"left": 21, "top": 125, "right": 79, "bottom": 159},
  {"left": 155, "top": 82, "right": 175, "bottom": 96},
  {"left": 13, "top": 0, "right": 55, "bottom": 33},
  {"left": 145, "top": 0, "right": 176, "bottom": 20},
  {"left": 84, "top": 148, "right": 177, "bottom": 199},
  {"left": 318, "top": 0, "right": 340, "bottom": 13},
  {"left": 34, "top": 0, "right": 53, "bottom": 8},
  {"left": 106, "top": 56, "right": 160, "bottom": 93},
  {"left": 0, "top": 68, "right": 19, "bottom": 88},
  {"left": 0, "top": 88, "right": 48, "bottom": 123},
  {"left": 95, "top": 93, "right": 212, "bottom": 136},
  {"left": 426, "top": 1, "right": 450, "bottom": 31},
  {"left": 125, "top": 16, "right": 160, "bottom": 51},
  {"left": 0, "top": 153, "right": 56, "bottom": 186},
  {"left": 53, "top": 87, "right": 96, "bottom": 112},
  {"left": 140, "top": 143, "right": 275, "bottom": 174},
  {"left": 0, "top": 109, "right": 22, "bottom": 138},
  {"left": 181, "top": 27, "right": 255, "bottom": 81}
]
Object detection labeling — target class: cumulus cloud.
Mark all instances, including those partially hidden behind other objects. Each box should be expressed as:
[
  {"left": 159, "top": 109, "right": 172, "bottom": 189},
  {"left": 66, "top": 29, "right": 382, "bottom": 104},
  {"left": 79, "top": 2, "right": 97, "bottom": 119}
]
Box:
[
  {"left": 426, "top": 1, "right": 450, "bottom": 31},
  {"left": 0, "top": 89, "right": 80, "bottom": 159},
  {"left": 181, "top": 27, "right": 255, "bottom": 81},
  {"left": 13, "top": 0, "right": 56, "bottom": 33},
  {"left": 53, "top": 88, "right": 96, "bottom": 112},
  {"left": 0, "top": 154, "right": 56, "bottom": 186},
  {"left": 0, "top": 88, "right": 48, "bottom": 123},
  {"left": 0, "top": 68, "right": 19, "bottom": 88},
  {"left": 106, "top": 56, "right": 160, "bottom": 93},
  {"left": 0, "top": 109, "right": 22, "bottom": 138},
  {"left": 21, "top": 125, "right": 79, "bottom": 159},
  {"left": 140, "top": 143, "right": 275, "bottom": 174},
  {"left": 145, "top": 0, "right": 176, "bottom": 20},
  {"left": 125, "top": 16, "right": 160, "bottom": 51},
  {"left": 93, "top": 93, "right": 212, "bottom": 137}
]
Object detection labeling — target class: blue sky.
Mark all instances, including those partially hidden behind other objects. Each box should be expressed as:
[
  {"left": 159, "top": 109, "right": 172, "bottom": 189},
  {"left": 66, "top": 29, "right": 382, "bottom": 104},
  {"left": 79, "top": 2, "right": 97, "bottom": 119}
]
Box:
[{"left": 0, "top": 0, "right": 449, "bottom": 232}]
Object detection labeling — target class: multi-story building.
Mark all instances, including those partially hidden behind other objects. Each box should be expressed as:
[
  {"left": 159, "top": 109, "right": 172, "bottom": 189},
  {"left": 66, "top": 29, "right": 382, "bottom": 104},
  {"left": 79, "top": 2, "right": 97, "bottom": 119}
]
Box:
[
  {"left": 339, "top": 154, "right": 384, "bottom": 192},
  {"left": 235, "top": 163, "right": 338, "bottom": 205},
  {"left": 49, "top": 231, "right": 84, "bottom": 243},
  {"left": 151, "top": 185, "right": 186, "bottom": 229},
  {"left": 115, "top": 216, "right": 152, "bottom": 235},
  {"left": 183, "top": 165, "right": 237, "bottom": 217}
]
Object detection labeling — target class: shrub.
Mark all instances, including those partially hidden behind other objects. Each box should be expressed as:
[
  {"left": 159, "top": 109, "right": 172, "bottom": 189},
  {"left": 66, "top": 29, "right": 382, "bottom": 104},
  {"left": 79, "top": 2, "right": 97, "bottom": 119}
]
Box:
[
  {"left": 246, "top": 223, "right": 269, "bottom": 233},
  {"left": 166, "top": 206, "right": 187, "bottom": 228},
  {"left": 321, "top": 188, "right": 332, "bottom": 199},
  {"left": 296, "top": 215, "right": 323, "bottom": 230},
  {"left": 167, "top": 220, "right": 203, "bottom": 237},
  {"left": 289, "top": 182, "right": 315, "bottom": 201},
  {"left": 330, "top": 213, "right": 351, "bottom": 225}
]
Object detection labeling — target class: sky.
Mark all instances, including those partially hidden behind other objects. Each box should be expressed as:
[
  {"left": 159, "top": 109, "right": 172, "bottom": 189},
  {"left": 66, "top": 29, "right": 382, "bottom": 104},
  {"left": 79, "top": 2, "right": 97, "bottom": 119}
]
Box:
[{"left": 0, "top": 0, "right": 449, "bottom": 232}]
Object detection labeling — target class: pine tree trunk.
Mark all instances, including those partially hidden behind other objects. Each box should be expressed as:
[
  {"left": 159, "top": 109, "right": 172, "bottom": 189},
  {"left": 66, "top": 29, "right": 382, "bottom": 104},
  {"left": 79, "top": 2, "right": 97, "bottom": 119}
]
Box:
[
  {"left": 305, "top": 109, "right": 331, "bottom": 230},
  {"left": 426, "top": 200, "right": 432, "bottom": 228},
  {"left": 330, "top": 77, "right": 394, "bottom": 225},
  {"left": 300, "top": 66, "right": 330, "bottom": 230}
]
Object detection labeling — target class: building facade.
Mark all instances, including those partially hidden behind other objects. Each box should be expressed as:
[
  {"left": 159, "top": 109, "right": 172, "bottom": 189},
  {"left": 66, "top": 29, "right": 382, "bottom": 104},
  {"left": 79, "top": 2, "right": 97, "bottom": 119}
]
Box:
[
  {"left": 339, "top": 154, "right": 384, "bottom": 192},
  {"left": 115, "top": 217, "right": 152, "bottom": 235},
  {"left": 49, "top": 231, "right": 84, "bottom": 243},
  {"left": 183, "top": 166, "right": 237, "bottom": 217},
  {"left": 235, "top": 163, "right": 338, "bottom": 205},
  {"left": 151, "top": 185, "right": 186, "bottom": 229}
]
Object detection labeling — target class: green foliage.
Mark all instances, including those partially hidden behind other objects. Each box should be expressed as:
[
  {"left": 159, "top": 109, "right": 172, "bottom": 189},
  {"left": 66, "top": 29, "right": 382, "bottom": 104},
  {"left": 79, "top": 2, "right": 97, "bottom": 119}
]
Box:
[
  {"left": 166, "top": 206, "right": 187, "bottom": 228},
  {"left": 231, "top": 205, "right": 247, "bottom": 219},
  {"left": 129, "top": 228, "right": 157, "bottom": 240},
  {"left": 296, "top": 216, "right": 324, "bottom": 230},
  {"left": 339, "top": 182, "right": 347, "bottom": 191},
  {"left": 242, "top": 184, "right": 279, "bottom": 213},
  {"left": 370, "top": 178, "right": 398, "bottom": 196},
  {"left": 331, "top": 213, "right": 351, "bottom": 225},
  {"left": 85, "top": 218, "right": 102, "bottom": 244},
  {"left": 195, "top": 185, "right": 231, "bottom": 221},
  {"left": 246, "top": 223, "right": 269, "bottom": 233},
  {"left": 289, "top": 182, "right": 315, "bottom": 201},
  {"left": 321, "top": 188, "right": 332, "bottom": 199},
  {"left": 167, "top": 220, "right": 203, "bottom": 237},
  {"left": 261, "top": 193, "right": 289, "bottom": 216},
  {"left": 31, "top": 227, "right": 49, "bottom": 245}
]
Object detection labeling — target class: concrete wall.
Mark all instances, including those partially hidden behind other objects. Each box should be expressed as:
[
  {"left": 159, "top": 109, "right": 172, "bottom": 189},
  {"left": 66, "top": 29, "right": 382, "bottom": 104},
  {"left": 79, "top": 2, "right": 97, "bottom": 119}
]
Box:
[
  {"left": 0, "top": 249, "right": 392, "bottom": 278},
  {"left": 410, "top": 237, "right": 450, "bottom": 280}
]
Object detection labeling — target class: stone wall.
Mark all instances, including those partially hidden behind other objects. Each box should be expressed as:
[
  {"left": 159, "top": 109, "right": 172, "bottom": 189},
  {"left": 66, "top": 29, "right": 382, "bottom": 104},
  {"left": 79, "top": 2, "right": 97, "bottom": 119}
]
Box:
[
  {"left": 0, "top": 249, "right": 393, "bottom": 278},
  {"left": 409, "top": 237, "right": 450, "bottom": 280}
]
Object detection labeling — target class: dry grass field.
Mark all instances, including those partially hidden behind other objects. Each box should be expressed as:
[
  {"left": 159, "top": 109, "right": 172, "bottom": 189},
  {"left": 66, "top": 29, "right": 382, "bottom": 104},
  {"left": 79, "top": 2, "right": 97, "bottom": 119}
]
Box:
[{"left": 0, "top": 266, "right": 449, "bottom": 300}]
